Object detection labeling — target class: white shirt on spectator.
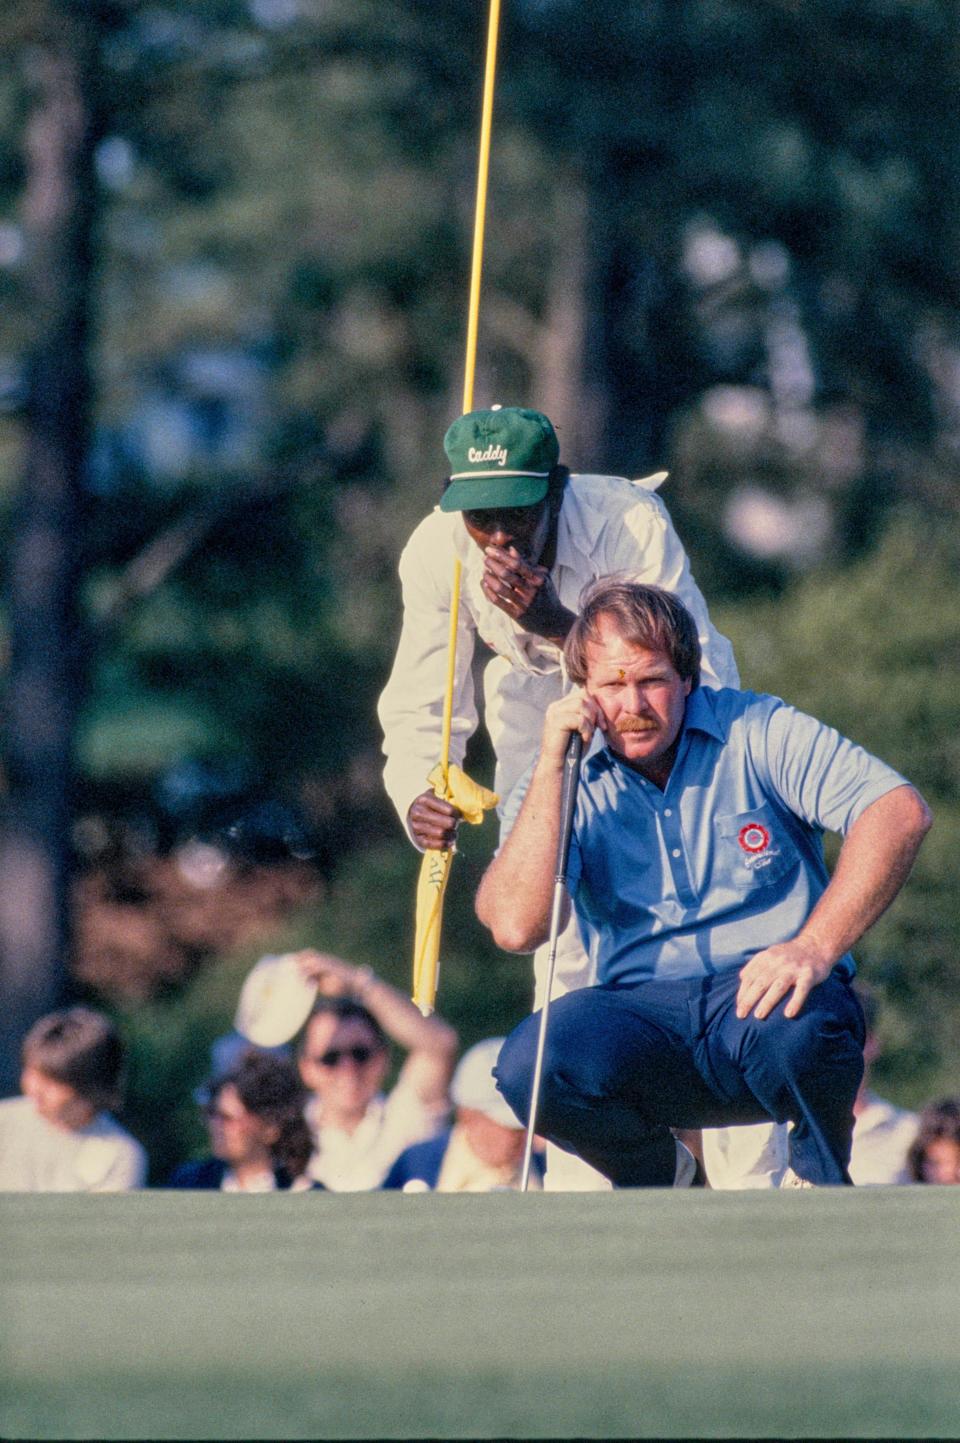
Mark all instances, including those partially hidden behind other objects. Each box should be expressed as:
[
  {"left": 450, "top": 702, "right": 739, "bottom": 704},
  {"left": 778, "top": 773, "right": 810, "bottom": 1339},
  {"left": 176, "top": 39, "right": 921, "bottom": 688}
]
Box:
[
  {"left": 849, "top": 1092, "right": 918, "bottom": 1186},
  {"left": 221, "top": 1168, "right": 277, "bottom": 1193},
  {"left": 305, "top": 1078, "right": 446, "bottom": 1191},
  {"left": 0, "top": 1095, "right": 146, "bottom": 1192}
]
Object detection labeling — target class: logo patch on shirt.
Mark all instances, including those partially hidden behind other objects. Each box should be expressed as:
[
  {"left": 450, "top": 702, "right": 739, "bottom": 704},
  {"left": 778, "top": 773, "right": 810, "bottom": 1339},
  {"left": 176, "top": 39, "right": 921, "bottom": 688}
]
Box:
[
  {"left": 738, "top": 822, "right": 770, "bottom": 855},
  {"left": 736, "top": 820, "right": 781, "bottom": 873}
]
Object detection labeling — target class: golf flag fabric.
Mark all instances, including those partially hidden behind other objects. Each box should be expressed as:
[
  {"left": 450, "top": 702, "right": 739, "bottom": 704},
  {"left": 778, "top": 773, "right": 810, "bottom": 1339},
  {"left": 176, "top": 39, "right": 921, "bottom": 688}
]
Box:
[
  {"left": 426, "top": 763, "right": 498, "bottom": 828},
  {"left": 412, "top": 764, "right": 498, "bottom": 1015}
]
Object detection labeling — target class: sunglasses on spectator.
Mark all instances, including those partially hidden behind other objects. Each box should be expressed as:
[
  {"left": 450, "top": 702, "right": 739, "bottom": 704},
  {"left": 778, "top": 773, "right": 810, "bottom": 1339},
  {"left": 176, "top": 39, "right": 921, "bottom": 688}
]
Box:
[
  {"left": 203, "top": 1104, "right": 246, "bottom": 1123},
  {"left": 308, "top": 1045, "right": 382, "bottom": 1068}
]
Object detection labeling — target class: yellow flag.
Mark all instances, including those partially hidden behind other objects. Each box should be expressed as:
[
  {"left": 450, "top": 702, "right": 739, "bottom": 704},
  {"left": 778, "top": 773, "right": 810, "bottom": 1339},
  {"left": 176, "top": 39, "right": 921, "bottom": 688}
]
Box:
[{"left": 412, "top": 764, "right": 498, "bottom": 1015}]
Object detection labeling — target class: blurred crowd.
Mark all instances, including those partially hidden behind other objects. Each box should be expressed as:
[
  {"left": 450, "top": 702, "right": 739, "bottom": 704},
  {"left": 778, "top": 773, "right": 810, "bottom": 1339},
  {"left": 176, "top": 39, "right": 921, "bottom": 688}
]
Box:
[{"left": 0, "top": 954, "right": 956, "bottom": 1194}]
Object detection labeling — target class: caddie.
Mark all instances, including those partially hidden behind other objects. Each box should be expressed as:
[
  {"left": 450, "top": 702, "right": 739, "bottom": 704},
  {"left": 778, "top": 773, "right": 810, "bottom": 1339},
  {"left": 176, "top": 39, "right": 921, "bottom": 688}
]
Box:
[
  {"left": 478, "top": 580, "right": 931, "bottom": 1187},
  {"left": 378, "top": 403, "right": 739, "bottom": 1013}
]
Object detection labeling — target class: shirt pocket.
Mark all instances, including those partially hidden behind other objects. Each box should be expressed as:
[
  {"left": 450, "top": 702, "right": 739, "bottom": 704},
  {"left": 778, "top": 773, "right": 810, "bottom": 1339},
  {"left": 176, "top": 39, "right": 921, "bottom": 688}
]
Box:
[{"left": 713, "top": 805, "right": 800, "bottom": 892}]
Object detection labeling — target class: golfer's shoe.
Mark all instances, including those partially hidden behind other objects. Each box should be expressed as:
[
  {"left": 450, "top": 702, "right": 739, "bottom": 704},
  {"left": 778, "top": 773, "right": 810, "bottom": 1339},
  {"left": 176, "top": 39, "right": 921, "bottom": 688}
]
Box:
[
  {"left": 779, "top": 1166, "right": 817, "bottom": 1188},
  {"left": 674, "top": 1139, "right": 707, "bottom": 1188}
]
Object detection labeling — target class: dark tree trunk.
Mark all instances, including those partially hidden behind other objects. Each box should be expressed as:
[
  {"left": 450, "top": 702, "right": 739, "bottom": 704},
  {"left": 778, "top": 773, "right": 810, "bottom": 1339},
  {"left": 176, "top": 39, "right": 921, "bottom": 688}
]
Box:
[
  {"left": 581, "top": 144, "right": 705, "bottom": 481},
  {"left": 0, "top": 2, "right": 102, "bottom": 1094},
  {"left": 576, "top": 1, "right": 704, "bottom": 478}
]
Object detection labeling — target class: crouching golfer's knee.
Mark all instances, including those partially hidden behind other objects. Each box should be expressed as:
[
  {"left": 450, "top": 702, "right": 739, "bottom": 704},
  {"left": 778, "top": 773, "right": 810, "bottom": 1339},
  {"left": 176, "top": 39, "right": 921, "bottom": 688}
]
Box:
[{"left": 494, "top": 1020, "right": 539, "bottom": 1128}]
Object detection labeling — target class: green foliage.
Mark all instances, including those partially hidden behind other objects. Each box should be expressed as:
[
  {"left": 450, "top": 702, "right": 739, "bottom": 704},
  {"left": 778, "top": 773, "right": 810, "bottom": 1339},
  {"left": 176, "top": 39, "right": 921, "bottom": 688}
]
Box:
[
  {"left": 111, "top": 971, "right": 237, "bottom": 1185},
  {"left": 306, "top": 819, "right": 530, "bottom": 1048}
]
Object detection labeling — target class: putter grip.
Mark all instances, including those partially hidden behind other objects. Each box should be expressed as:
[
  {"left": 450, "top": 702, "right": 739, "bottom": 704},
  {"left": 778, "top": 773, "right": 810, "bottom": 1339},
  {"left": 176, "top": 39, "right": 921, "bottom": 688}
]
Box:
[{"left": 555, "top": 730, "right": 583, "bottom": 883}]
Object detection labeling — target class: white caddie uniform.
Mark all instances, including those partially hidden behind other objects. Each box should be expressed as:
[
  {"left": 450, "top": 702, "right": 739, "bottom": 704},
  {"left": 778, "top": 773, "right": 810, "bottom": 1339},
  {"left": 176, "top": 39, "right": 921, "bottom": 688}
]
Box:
[
  {"left": 702, "top": 1093, "right": 918, "bottom": 1189},
  {"left": 378, "top": 472, "right": 741, "bottom": 1189}
]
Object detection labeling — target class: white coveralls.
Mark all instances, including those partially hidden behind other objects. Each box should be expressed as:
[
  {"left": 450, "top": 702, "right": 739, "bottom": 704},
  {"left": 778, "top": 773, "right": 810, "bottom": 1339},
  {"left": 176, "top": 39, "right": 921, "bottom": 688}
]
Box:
[{"left": 378, "top": 472, "right": 744, "bottom": 1188}]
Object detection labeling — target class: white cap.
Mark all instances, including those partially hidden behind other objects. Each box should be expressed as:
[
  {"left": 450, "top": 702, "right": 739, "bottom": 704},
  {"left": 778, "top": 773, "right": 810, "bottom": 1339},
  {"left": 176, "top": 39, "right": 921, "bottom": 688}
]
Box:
[
  {"left": 450, "top": 1038, "right": 521, "bottom": 1129},
  {"left": 234, "top": 953, "right": 318, "bottom": 1047}
]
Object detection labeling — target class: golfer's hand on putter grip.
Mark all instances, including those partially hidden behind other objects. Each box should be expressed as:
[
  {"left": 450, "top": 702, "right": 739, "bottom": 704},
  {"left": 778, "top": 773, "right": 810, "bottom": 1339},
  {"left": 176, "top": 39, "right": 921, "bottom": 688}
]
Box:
[
  {"left": 541, "top": 688, "right": 604, "bottom": 767},
  {"left": 408, "top": 791, "right": 462, "bottom": 851},
  {"left": 735, "top": 935, "right": 833, "bottom": 1021}
]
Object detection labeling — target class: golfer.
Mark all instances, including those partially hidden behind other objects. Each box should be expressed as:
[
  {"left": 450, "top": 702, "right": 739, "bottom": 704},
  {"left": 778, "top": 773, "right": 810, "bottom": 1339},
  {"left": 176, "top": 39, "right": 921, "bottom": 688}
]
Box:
[
  {"left": 478, "top": 580, "right": 931, "bottom": 1186},
  {"left": 378, "top": 404, "right": 738, "bottom": 1011}
]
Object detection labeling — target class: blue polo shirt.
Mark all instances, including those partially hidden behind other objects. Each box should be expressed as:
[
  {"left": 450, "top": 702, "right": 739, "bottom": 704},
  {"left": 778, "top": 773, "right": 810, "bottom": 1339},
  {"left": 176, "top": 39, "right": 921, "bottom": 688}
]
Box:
[{"left": 504, "top": 687, "right": 908, "bottom": 986}]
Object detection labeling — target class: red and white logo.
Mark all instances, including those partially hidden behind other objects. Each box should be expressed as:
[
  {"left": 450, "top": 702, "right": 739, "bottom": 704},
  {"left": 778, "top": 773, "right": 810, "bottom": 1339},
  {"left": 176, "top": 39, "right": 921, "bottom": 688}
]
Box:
[{"left": 738, "top": 822, "right": 770, "bottom": 855}]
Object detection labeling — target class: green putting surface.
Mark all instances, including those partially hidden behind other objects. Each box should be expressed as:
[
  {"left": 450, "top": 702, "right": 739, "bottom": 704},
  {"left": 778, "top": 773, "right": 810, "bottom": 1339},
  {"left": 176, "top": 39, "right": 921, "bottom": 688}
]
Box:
[{"left": 1, "top": 1189, "right": 958, "bottom": 1440}]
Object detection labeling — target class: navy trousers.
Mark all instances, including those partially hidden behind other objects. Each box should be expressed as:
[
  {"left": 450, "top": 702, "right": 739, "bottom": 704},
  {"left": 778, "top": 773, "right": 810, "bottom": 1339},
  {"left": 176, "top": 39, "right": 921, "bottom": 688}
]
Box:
[{"left": 495, "top": 969, "right": 865, "bottom": 1186}]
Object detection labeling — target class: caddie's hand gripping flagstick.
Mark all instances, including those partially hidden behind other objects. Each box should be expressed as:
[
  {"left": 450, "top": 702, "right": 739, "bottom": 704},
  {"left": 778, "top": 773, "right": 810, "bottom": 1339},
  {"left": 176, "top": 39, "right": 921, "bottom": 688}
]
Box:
[
  {"left": 520, "top": 729, "right": 584, "bottom": 1192},
  {"left": 412, "top": 0, "right": 503, "bottom": 1015}
]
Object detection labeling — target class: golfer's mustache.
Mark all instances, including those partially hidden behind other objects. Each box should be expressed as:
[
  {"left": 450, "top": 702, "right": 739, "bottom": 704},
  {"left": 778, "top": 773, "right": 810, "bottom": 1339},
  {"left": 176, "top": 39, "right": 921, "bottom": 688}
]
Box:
[{"left": 615, "top": 714, "right": 658, "bottom": 734}]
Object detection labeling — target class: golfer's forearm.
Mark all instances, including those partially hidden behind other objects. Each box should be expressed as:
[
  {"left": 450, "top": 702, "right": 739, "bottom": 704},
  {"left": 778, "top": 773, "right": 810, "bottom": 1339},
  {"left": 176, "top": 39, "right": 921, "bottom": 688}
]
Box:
[
  {"left": 800, "top": 785, "right": 932, "bottom": 965},
  {"left": 476, "top": 761, "right": 565, "bottom": 952}
]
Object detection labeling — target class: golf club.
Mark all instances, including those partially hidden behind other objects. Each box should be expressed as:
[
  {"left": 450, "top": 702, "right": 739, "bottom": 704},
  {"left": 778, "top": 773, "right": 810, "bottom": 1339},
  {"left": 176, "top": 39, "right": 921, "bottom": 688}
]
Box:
[{"left": 520, "top": 726, "right": 584, "bottom": 1192}]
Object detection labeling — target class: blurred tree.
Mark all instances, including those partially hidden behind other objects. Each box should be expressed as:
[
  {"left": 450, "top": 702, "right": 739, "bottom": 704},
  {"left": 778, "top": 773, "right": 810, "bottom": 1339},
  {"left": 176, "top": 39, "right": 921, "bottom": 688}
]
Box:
[
  {"left": 515, "top": 0, "right": 960, "bottom": 577},
  {"left": 0, "top": 0, "right": 107, "bottom": 1093}
]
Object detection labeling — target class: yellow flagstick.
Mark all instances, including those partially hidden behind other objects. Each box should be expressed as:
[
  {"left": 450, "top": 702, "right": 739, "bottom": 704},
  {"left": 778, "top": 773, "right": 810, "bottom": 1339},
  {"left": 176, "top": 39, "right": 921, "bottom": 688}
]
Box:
[
  {"left": 462, "top": 0, "right": 502, "bottom": 417},
  {"left": 411, "top": 584, "right": 461, "bottom": 1012},
  {"left": 412, "top": 0, "right": 503, "bottom": 1015}
]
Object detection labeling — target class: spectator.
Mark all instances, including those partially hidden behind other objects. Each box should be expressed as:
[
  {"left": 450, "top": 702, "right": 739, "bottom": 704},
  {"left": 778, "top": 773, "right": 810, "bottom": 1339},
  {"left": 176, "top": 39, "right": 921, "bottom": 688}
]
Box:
[
  {"left": 0, "top": 1007, "right": 146, "bottom": 1191},
  {"left": 383, "top": 1038, "right": 544, "bottom": 1192},
  {"left": 296, "top": 952, "right": 457, "bottom": 1190},
  {"left": 168, "top": 1050, "right": 314, "bottom": 1191},
  {"left": 907, "top": 1098, "right": 960, "bottom": 1184},
  {"left": 848, "top": 984, "right": 918, "bottom": 1185},
  {"left": 205, "top": 1028, "right": 291, "bottom": 1082}
]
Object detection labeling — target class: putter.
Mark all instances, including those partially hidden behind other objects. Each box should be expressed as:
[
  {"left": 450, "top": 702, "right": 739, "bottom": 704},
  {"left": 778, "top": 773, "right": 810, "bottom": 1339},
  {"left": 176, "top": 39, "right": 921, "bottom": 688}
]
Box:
[{"left": 520, "top": 727, "right": 584, "bottom": 1192}]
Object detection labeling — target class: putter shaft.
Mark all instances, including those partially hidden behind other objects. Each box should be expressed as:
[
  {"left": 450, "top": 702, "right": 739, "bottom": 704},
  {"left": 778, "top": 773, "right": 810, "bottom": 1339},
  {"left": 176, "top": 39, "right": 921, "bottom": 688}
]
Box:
[{"left": 520, "top": 729, "right": 583, "bottom": 1192}]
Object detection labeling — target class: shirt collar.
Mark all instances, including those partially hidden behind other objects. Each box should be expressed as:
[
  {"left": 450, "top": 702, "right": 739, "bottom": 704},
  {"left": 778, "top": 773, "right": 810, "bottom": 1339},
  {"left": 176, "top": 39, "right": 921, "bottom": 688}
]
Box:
[
  {"left": 584, "top": 683, "right": 727, "bottom": 776},
  {"left": 683, "top": 685, "right": 727, "bottom": 742}
]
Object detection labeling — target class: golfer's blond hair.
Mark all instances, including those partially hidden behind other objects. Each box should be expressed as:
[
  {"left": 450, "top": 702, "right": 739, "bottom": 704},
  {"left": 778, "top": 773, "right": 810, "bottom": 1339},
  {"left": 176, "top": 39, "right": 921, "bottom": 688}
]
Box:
[{"left": 565, "top": 579, "right": 701, "bottom": 688}]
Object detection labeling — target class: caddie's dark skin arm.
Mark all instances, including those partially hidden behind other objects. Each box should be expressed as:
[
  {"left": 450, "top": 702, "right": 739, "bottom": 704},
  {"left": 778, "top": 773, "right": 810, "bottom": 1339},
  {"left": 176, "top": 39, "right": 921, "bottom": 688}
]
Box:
[
  {"left": 475, "top": 689, "right": 601, "bottom": 952},
  {"left": 407, "top": 497, "right": 574, "bottom": 852},
  {"left": 479, "top": 544, "right": 575, "bottom": 645},
  {"left": 736, "top": 783, "right": 932, "bottom": 1021},
  {"left": 409, "top": 792, "right": 462, "bottom": 851},
  {"left": 462, "top": 497, "right": 573, "bottom": 647}
]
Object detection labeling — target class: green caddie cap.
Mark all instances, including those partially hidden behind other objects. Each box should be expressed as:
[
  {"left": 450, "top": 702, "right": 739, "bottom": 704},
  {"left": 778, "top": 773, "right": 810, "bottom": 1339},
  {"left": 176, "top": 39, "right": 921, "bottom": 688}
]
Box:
[{"left": 440, "top": 406, "right": 559, "bottom": 513}]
